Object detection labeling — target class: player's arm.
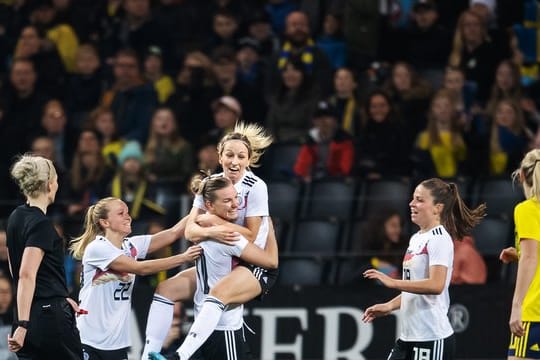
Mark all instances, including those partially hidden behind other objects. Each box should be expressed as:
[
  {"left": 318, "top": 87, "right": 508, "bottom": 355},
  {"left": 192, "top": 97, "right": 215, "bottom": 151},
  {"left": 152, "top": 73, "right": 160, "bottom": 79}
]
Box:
[
  {"left": 238, "top": 218, "right": 278, "bottom": 269},
  {"left": 362, "top": 295, "right": 401, "bottom": 323},
  {"left": 185, "top": 206, "right": 242, "bottom": 244},
  {"left": 195, "top": 213, "right": 260, "bottom": 242},
  {"left": 108, "top": 246, "right": 202, "bottom": 276},
  {"left": 146, "top": 214, "right": 189, "bottom": 254},
  {"left": 364, "top": 265, "right": 448, "bottom": 295}
]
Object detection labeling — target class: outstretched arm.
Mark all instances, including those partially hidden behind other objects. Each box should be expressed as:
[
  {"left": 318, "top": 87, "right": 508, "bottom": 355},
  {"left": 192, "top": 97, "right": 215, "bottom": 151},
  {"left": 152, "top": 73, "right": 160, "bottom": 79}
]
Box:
[
  {"left": 146, "top": 215, "right": 189, "bottom": 254},
  {"left": 364, "top": 265, "right": 448, "bottom": 295},
  {"left": 362, "top": 295, "right": 401, "bottom": 323}
]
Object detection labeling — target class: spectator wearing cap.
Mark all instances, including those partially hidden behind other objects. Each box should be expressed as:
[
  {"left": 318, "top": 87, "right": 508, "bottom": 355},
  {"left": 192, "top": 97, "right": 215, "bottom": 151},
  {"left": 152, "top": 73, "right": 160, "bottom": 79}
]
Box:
[
  {"left": 246, "top": 9, "right": 280, "bottom": 62},
  {"left": 266, "top": 11, "right": 333, "bottom": 99},
  {"left": 211, "top": 45, "right": 267, "bottom": 124},
  {"left": 316, "top": 12, "right": 346, "bottom": 70},
  {"left": 402, "top": 0, "right": 453, "bottom": 88},
  {"left": 206, "top": 95, "right": 242, "bottom": 143},
  {"left": 266, "top": 56, "right": 320, "bottom": 142},
  {"left": 144, "top": 46, "right": 175, "bottom": 103},
  {"left": 293, "top": 100, "right": 354, "bottom": 182},
  {"left": 108, "top": 140, "right": 166, "bottom": 225},
  {"left": 236, "top": 37, "right": 265, "bottom": 88}
]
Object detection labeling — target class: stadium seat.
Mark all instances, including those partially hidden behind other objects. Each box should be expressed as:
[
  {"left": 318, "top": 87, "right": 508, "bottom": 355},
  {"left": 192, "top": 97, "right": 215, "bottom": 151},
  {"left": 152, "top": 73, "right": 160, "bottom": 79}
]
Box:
[
  {"left": 473, "top": 178, "right": 524, "bottom": 220},
  {"left": 472, "top": 217, "right": 513, "bottom": 256},
  {"left": 301, "top": 177, "right": 356, "bottom": 220},
  {"left": 356, "top": 179, "right": 411, "bottom": 220},
  {"left": 277, "top": 259, "right": 326, "bottom": 285},
  {"left": 260, "top": 142, "right": 302, "bottom": 180},
  {"left": 267, "top": 180, "right": 303, "bottom": 221},
  {"left": 290, "top": 219, "right": 341, "bottom": 254}
]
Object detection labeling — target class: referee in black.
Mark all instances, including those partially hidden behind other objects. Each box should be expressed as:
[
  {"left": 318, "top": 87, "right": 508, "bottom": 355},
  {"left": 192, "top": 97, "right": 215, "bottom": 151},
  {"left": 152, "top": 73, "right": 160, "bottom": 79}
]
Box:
[{"left": 6, "top": 154, "right": 82, "bottom": 359}]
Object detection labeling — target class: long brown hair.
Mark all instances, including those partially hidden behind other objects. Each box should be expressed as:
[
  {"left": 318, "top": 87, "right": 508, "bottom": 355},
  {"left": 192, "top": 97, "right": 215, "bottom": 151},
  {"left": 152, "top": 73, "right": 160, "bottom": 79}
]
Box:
[{"left": 421, "top": 178, "right": 486, "bottom": 239}]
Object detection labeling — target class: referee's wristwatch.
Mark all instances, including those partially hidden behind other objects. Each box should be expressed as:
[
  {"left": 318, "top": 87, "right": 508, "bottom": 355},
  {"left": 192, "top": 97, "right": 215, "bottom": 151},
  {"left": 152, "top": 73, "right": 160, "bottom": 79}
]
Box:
[{"left": 15, "top": 320, "right": 29, "bottom": 329}]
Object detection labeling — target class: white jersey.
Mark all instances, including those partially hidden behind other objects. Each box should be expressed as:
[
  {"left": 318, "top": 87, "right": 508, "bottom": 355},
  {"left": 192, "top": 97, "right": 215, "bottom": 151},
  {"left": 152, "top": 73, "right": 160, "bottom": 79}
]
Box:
[
  {"left": 77, "top": 235, "right": 151, "bottom": 350},
  {"left": 194, "top": 236, "right": 249, "bottom": 330},
  {"left": 400, "top": 225, "right": 454, "bottom": 341},
  {"left": 193, "top": 171, "right": 269, "bottom": 248}
]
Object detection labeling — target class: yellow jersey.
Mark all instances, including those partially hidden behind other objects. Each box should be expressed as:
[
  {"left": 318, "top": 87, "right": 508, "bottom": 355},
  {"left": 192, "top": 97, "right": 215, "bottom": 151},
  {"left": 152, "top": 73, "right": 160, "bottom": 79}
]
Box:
[{"left": 515, "top": 198, "right": 540, "bottom": 321}]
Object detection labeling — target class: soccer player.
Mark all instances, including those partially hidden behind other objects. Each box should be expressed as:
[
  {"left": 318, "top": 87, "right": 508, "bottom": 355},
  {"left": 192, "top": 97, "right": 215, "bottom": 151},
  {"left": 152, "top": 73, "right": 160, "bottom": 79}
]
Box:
[{"left": 362, "top": 178, "right": 486, "bottom": 360}]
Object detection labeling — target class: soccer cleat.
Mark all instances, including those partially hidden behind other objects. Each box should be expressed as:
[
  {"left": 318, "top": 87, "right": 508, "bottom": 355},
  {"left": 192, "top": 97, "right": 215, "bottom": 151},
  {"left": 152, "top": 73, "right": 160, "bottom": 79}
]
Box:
[{"left": 148, "top": 352, "right": 180, "bottom": 360}]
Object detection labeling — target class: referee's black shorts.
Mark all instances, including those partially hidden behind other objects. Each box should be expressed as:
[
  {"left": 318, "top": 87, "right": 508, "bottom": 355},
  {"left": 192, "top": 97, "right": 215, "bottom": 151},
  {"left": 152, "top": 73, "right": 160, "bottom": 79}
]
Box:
[{"left": 16, "top": 297, "right": 82, "bottom": 359}]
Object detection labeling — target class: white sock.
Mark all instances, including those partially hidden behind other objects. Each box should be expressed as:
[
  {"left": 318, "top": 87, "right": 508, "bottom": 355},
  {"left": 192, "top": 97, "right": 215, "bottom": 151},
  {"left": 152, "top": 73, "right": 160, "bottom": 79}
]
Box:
[
  {"left": 141, "top": 294, "right": 175, "bottom": 360},
  {"left": 177, "top": 296, "right": 225, "bottom": 359}
]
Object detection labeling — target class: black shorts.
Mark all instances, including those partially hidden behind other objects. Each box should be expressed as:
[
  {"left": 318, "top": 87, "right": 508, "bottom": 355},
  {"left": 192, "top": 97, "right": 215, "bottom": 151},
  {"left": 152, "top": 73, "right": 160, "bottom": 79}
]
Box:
[
  {"left": 388, "top": 335, "right": 455, "bottom": 360},
  {"left": 16, "top": 297, "right": 82, "bottom": 359},
  {"left": 508, "top": 321, "right": 540, "bottom": 359},
  {"left": 192, "top": 328, "right": 252, "bottom": 360},
  {"left": 81, "top": 344, "right": 128, "bottom": 360},
  {"left": 239, "top": 261, "right": 278, "bottom": 300}
]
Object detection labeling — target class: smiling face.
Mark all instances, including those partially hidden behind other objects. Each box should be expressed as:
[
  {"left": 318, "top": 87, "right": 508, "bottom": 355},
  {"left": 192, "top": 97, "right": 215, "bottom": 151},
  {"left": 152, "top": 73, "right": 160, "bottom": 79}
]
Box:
[
  {"left": 409, "top": 184, "right": 441, "bottom": 231},
  {"left": 219, "top": 139, "right": 249, "bottom": 184},
  {"left": 152, "top": 109, "right": 176, "bottom": 136},
  {"left": 101, "top": 199, "right": 132, "bottom": 237},
  {"left": 206, "top": 184, "right": 239, "bottom": 222}
]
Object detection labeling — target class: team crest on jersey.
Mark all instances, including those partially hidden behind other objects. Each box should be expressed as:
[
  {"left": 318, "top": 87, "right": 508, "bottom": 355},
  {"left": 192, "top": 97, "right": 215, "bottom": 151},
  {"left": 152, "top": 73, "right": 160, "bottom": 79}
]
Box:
[
  {"left": 92, "top": 269, "right": 131, "bottom": 285},
  {"left": 403, "top": 242, "right": 428, "bottom": 267}
]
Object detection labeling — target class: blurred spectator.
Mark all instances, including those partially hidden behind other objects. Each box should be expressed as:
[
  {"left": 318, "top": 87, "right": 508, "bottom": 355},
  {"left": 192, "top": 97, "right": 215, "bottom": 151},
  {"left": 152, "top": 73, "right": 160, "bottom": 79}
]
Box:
[
  {"left": 488, "top": 99, "right": 532, "bottom": 176},
  {"left": 211, "top": 45, "right": 266, "bottom": 123},
  {"left": 204, "top": 9, "right": 240, "bottom": 56},
  {"left": 85, "top": 106, "right": 126, "bottom": 167},
  {"left": 144, "top": 107, "right": 194, "bottom": 188},
  {"left": 293, "top": 100, "right": 354, "bottom": 182},
  {"left": 0, "top": 58, "right": 50, "bottom": 216},
  {"left": 109, "top": 140, "right": 166, "bottom": 226},
  {"left": 413, "top": 89, "right": 467, "bottom": 178},
  {"left": 245, "top": 9, "right": 279, "bottom": 62},
  {"left": 196, "top": 141, "right": 221, "bottom": 175},
  {"left": 29, "top": 1, "right": 80, "bottom": 73},
  {"left": 100, "top": 0, "right": 170, "bottom": 66},
  {"left": 485, "top": 60, "right": 523, "bottom": 117},
  {"left": 13, "top": 24, "right": 66, "bottom": 98},
  {"left": 50, "top": 0, "right": 102, "bottom": 44},
  {"left": 448, "top": 10, "right": 507, "bottom": 103},
  {"left": 266, "top": 57, "right": 319, "bottom": 142},
  {"left": 0, "top": 272, "right": 16, "bottom": 360},
  {"left": 451, "top": 235, "right": 487, "bottom": 285},
  {"left": 316, "top": 12, "right": 346, "bottom": 70},
  {"left": 102, "top": 48, "right": 158, "bottom": 145},
  {"left": 66, "top": 129, "right": 113, "bottom": 223},
  {"left": 326, "top": 67, "right": 361, "bottom": 137},
  {"left": 353, "top": 208, "right": 408, "bottom": 280},
  {"left": 37, "top": 99, "right": 78, "bottom": 171},
  {"left": 0, "top": 221, "right": 9, "bottom": 277},
  {"left": 30, "top": 135, "right": 71, "bottom": 220},
  {"left": 266, "top": 10, "right": 333, "bottom": 98},
  {"left": 404, "top": 0, "right": 452, "bottom": 88},
  {"left": 144, "top": 46, "right": 175, "bottom": 104},
  {"left": 166, "top": 51, "right": 215, "bottom": 146},
  {"left": 206, "top": 95, "right": 242, "bottom": 144},
  {"left": 357, "top": 90, "right": 410, "bottom": 179},
  {"left": 468, "top": 0, "right": 512, "bottom": 61},
  {"left": 383, "top": 61, "right": 432, "bottom": 143},
  {"left": 64, "top": 43, "right": 107, "bottom": 130},
  {"left": 443, "top": 66, "right": 476, "bottom": 118},
  {"left": 265, "top": 0, "right": 299, "bottom": 35},
  {"left": 236, "top": 37, "right": 265, "bottom": 89}
]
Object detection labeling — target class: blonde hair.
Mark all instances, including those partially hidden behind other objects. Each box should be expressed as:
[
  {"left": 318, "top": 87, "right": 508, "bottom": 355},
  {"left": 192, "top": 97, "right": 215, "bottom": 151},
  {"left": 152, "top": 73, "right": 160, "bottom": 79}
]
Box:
[
  {"left": 449, "top": 11, "right": 489, "bottom": 67},
  {"left": 10, "top": 154, "right": 57, "bottom": 199},
  {"left": 70, "top": 197, "right": 118, "bottom": 260},
  {"left": 513, "top": 149, "right": 540, "bottom": 201},
  {"left": 426, "top": 89, "right": 461, "bottom": 145},
  {"left": 189, "top": 172, "right": 231, "bottom": 203},
  {"left": 217, "top": 122, "right": 273, "bottom": 167}
]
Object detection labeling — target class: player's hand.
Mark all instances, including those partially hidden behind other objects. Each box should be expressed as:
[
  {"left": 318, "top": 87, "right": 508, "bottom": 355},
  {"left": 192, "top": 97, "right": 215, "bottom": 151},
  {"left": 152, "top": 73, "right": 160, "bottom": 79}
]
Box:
[
  {"left": 500, "top": 247, "right": 518, "bottom": 264},
  {"left": 509, "top": 306, "right": 524, "bottom": 337},
  {"left": 8, "top": 326, "right": 26, "bottom": 352},
  {"left": 182, "top": 245, "right": 203, "bottom": 262},
  {"left": 207, "top": 225, "right": 241, "bottom": 245},
  {"left": 363, "top": 268, "right": 396, "bottom": 289},
  {"left": 362, "top": 303, "right": 393, "bottom": 323}
]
